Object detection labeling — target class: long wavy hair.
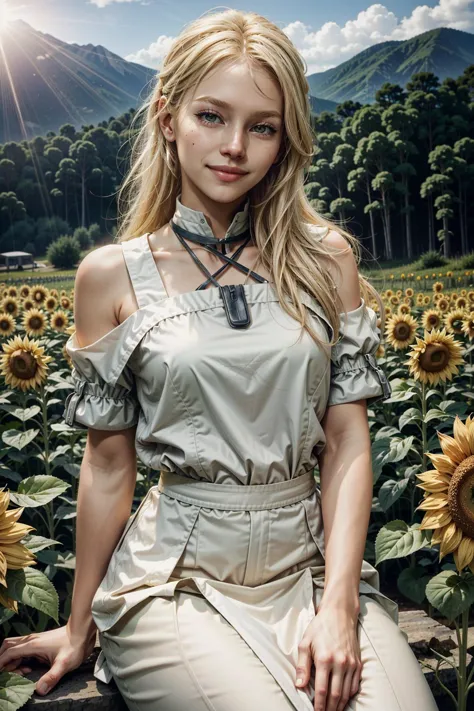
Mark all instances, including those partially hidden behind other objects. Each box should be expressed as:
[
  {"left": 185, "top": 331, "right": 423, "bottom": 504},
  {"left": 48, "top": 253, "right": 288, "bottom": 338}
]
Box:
[{"left": 116, "top": 8, "right": 384, "bottom": 348}]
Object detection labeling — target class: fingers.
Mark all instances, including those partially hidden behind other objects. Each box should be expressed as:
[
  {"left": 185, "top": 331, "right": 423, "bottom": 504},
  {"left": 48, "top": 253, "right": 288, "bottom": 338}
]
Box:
[
  {"left": 295, "top": 638, "right": 312, "bottom": 688},
  {"left": 36, "top": 657, "right": 67, "bottom": 696},
  {"left": 0, "top": 640, "right": 35, "bottom": 672}
]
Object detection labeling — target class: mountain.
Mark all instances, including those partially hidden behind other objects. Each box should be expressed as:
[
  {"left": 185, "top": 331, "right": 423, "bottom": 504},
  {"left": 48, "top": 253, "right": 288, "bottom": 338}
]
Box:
[
  {"left": 0, "top": 20, "right": 156, "bottom": 142},
  {"left": 307, "top": 27, "right": 474, "bottom": 105},
  {"left": 308, "top": 94, "right": 339, "bottom": 114}
]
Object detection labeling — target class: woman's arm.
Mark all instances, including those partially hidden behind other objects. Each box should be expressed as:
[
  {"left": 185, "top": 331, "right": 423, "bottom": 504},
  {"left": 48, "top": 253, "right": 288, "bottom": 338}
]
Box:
[
  {"left": 317, "top": 401, "right": 373, "bottom": 617},
  {"left": 67, "top": 250, "right": 139, "bottom": 641},
  {"left": 317, "top": 231, "right": 373, "bottom": 618}
]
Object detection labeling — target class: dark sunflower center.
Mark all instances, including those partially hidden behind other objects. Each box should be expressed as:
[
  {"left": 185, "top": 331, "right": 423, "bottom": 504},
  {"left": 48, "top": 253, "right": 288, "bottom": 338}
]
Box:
[
  {"left": 428, "top": 315, "right": 440, "bottom": 327},
  {"left": 419, "top": 343, "right": 450, "bottom": 372},
  {"left": 448, "top": 455, "right": 474, "bottom": 538},
  {"left": 394, "top": 322, "right": 411, "bottom": 340},
  {"left": 28, "top": 316, "right": 42, "bottom": 330},
  {"left": 10, "top": 349, "right": 38, "bottom": 380}
]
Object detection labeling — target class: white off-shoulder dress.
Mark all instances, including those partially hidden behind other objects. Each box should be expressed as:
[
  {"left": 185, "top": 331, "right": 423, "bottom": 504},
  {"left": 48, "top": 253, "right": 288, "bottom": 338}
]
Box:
[{"left": 62, "top": 228, "right": 437, "bottom": 711}]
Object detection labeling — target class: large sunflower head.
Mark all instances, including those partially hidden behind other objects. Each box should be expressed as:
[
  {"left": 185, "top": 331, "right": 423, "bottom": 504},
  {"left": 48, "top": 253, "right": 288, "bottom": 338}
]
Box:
[
  {"left": 405, "top": 328, "right": 464, "bottom": 386},
  {"left": 437, "top": 297, "right": 450, "bottom": 313},
  {"left": 415, "top": 416, "right": 474, "bottom": 573},
  {"left": 433, "top": 281, "right": 444, "bottom": 293},
  {"left": 385, "top": 313, "right": 418, "bottom": 350},
  {"left": 0, "top": 334, "right": 53, "bottom": 392},
  {"left": 0, "top": 487, "right": 37, "bottom": 612}
]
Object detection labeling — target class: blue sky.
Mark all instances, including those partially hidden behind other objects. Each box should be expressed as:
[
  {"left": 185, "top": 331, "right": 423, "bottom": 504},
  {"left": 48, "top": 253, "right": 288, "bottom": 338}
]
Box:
[{"left": 4, "top": 0, "right": 474, "bottom": 73}]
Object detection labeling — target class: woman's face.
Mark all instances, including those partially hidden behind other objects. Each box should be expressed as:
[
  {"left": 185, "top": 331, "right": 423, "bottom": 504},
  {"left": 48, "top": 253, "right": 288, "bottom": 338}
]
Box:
[{"left": 158, "top": 61, "right": 284, "bottom": 211}]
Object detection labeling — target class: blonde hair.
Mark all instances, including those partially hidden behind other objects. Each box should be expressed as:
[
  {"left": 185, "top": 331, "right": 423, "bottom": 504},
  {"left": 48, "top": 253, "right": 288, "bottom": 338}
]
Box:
[{"left": 116, "top": 8, "right": 384, "bottom": 347}]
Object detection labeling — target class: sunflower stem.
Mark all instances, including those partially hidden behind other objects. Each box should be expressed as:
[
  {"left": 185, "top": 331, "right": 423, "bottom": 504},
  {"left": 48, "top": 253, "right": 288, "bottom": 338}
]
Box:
[
  {"left": 421, "top": 382, "right": 427, "bottom": 474},
  {"left": 40, "top": 383, "right": 55, "bottom": 540},
  {"left": 452, "top": 603, "right": 471, "bottom": 711}
]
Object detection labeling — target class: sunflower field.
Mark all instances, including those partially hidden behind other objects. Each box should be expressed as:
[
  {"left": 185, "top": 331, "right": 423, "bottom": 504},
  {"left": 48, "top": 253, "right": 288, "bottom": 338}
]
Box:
[{"left": 1, "top": 272, "right": 474, "bottom": 708}]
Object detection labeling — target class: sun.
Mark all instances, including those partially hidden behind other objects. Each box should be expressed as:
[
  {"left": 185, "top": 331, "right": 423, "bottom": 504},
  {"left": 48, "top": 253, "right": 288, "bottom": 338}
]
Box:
[{"left": 0, "top": 0, "right": 13, "bottom": 33}]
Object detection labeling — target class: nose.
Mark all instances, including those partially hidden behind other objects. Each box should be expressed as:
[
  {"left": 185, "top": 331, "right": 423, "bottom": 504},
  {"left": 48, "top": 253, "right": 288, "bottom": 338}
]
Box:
[{"left": 221, "top": 125, "right": 247, "bottom": 158}]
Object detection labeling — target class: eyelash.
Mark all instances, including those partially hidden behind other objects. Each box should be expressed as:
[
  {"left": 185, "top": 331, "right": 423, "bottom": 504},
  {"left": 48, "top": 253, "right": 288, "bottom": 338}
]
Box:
[{"left": 195, "top": 110, "right": 278, "bottom": 137}]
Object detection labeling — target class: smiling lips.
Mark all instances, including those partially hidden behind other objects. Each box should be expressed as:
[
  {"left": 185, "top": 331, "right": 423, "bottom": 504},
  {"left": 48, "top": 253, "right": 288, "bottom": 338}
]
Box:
[{"left": 208, "top": 165, "right": 248, "bottom": 181}]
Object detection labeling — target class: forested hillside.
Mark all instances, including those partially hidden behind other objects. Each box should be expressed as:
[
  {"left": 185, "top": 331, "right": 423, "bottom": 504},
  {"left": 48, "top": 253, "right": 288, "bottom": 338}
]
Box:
[{"left": 0, "top": 65, "right": 473, "bottom": 262}]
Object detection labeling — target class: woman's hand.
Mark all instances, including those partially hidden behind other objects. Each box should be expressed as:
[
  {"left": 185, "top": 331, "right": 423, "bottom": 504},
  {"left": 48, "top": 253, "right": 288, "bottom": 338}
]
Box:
[
  {"left": 294, "top": 603, "right": 362, "bottom": 711},
  {"left": 0, "top": 624, "right": 97, "bottom": 696}
]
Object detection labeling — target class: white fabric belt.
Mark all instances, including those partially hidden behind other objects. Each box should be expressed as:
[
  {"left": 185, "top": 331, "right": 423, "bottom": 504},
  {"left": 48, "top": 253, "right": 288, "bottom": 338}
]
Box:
[{"left": 157, "top": 468, "right": 316, "bottom": 511}]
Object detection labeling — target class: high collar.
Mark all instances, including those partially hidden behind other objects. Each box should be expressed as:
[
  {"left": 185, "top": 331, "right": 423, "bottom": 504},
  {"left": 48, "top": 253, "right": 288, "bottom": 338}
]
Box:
[{"left": 171, "top": 194, "right": 250, "bottom": 241}]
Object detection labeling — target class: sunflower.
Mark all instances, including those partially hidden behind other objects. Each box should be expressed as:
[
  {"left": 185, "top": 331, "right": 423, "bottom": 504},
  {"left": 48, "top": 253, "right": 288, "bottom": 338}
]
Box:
[
  {"left": 437, "top": 297, "right": 449, "bottom": 312},
  {"left": 444, "top": 309, "right": 467, "bottom": 335},
  {"left": 456, "top": 297, "right": 468, "bottom": 309},
  {"left": 22, "top": 298, "right": 35, "bottom": 312},
  {"left": 0, "top": 334, "right": 53, "bottom": 392},
  {"left": 415, "top": 416, "right": 474, "bottom": 573},
  {"left": 0, "top": 487, "right": 37, "bottom": 612},
  {"left": 59, "top": 295, "right": 73, "bottom": 310},
  {"left": 461, "top": 314, "right": 474, "bottom": 341},
  {"left": 468, "top": 291, "right": 474, "bottom": 304},
  {"left": 405, "top": 328, "right": 464, "bottom": 386},
  {"left": 390, "top": 295, "right": 399, "bottom": 305},
  {"left": 422, "top": 309, "right": 442, "bottom": 331},
  {"left": 433, "top": 282, "right": 444, "bottom": 293},
  {"left": 423, "top": 295, "right": 431, "bottom": 306},
  {"left": 45, "top": 296, "right": 58, "bottom": 312},
  {"left": 1, "top": 297, "right": 20, "bottom": 317},
  {"left": 30, "top": 284, "right": 48, "bottom": 306},
  {"left": 22, "top": 308, "right": 47, "bottom": 338},
  {"left": 385, "top": 313, "right": 418, "bottom": 350},
  {"left": 50, "top": 309, "right": 70, "bottom": 332},
  {"left": 19, "top": 285, "right": 30, "bottom": 299},
  {"left": 398, "top": 304, "right": 411, "bottom": 316},
  {"left": 385, "top": 289, "right": 393, "bottom": 298},
  {"left": 0, "top": 311, "right": 16, "bottom": 339},
  {"left": 405, "top": 288, "right": 414, "bottom": 298}
]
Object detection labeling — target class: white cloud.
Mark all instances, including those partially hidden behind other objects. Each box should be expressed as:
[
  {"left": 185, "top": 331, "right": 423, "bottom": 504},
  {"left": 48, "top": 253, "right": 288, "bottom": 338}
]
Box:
[
  {"left": 289, "top": 1, "right": 474, "bottom": 74},
  {"left": 125, "top": 34, "right": 175, "bottom": 67},
  {"left": 89, "top": 0, "right": 142, "bottom": 8},
  {"left": 126, "top": 1, "right": 474, "bottom": 73}
]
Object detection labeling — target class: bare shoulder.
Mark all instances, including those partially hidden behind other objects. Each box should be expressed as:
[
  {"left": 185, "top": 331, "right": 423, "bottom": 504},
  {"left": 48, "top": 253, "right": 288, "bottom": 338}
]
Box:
[
  {"left": 73, "top": 244, "right": 128, "bottom": 347},
  {"left": 319, "top": 229, "right": 361, "bottom": 311}
]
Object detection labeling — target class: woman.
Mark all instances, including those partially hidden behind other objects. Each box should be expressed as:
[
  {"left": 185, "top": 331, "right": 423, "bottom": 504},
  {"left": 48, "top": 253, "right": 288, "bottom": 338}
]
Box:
[{"left": 0, "top": 9, "right": 438, "bottom": 711}]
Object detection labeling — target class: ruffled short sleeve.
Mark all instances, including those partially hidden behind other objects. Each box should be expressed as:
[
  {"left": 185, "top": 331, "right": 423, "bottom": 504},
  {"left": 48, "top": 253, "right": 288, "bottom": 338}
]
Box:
[
  {"left": 328, "top": 298, "right": 392, "bottom": 407},
  {"left": 63, "top": 332, "right": 140, "bottom": 431}
]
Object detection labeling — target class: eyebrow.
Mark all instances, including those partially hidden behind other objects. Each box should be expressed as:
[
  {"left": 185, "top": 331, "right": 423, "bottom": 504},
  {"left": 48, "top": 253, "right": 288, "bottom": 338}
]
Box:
[{"left": 193, "top": 95, "right": 282, "bottom": 119}]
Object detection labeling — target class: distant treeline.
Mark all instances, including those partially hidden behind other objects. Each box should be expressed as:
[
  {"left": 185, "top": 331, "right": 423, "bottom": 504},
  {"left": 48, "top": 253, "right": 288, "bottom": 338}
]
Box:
[{"left": 1, "top": 65, "right": 474, "bottom": 261}]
